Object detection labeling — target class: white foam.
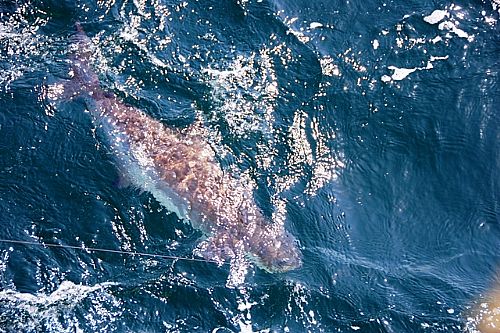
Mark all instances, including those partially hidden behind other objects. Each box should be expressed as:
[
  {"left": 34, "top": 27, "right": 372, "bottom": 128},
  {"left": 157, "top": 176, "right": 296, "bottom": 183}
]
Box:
[
  {"left": 279, "top": 15, "right": 311, "bottom": 43},
  {"left": 424, "top": 10, "right": 449, "bottom": 24},
  {"left": 430, "top": 55, "right": 449, "bottom": 61},
  {"left": 222, "top": 287, "right": 259, "bottom": 333},
  {"left": 492, "top": 0, "right": 500, "bottom": 13},
  {"left": 0, "top": 281, "right": 120, "bottom": 332},
  {"left": 287, "top": 283, "right": 322, "bottom": 330},
  {"left": 423, "top": 8, "right": 472, "bottom": 40},
  {"left": 382, "top": 55, "right": 449, "bottom": 82},
  {"left": 438, "top": 20, "right": 470, "bottom": 39},
  {"left": 0, "top": 280, "right": 115, "bottom": 304},
  {"left": 387, "top": 66, "right": 417, "bottom": 81},
  {"left": 309, "top": 22, "right": 323, "bottom": 29},
  {"left": 287, "top": 28, "right": 310, "bottom": 43},
  {"left": 381, "top": 75, "right": 392, "bottom": 83},
  {"left": 431, "top": 36, "right": 443, "bottom": 43}
]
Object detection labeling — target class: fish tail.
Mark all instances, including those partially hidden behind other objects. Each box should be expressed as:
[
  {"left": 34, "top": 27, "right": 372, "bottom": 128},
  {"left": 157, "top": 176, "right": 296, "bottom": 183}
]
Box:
[{"left": 59, "top": 22, "right": 101, "bottom": 101}]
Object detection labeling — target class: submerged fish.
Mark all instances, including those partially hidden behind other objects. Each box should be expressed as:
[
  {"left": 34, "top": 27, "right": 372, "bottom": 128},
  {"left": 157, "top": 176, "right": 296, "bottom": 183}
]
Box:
[{"left": 63, "top": 23, "right": 301, "bottom": 273}]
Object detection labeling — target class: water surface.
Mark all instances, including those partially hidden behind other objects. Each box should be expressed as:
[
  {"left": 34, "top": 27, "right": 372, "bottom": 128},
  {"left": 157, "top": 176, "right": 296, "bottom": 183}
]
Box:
[{"left": 0, "top": 0, "right": 499, "bottom": 331}]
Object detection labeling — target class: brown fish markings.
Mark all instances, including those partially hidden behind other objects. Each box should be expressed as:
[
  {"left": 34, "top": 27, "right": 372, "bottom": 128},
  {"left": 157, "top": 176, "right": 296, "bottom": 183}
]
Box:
[{"left": 66, "top": 23, "right": 302, "bottom": 273}]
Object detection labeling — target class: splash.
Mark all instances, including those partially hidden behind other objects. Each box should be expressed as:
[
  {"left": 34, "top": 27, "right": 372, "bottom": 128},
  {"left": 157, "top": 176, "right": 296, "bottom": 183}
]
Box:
[{"left": 0, "top": 281, "right": 121, "bottom": 332}]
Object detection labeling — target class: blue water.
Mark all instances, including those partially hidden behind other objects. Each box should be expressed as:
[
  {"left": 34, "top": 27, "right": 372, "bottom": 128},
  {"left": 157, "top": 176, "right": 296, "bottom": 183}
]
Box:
[{"left": 0, "top": 0, "right": 499, "bottom": 332}]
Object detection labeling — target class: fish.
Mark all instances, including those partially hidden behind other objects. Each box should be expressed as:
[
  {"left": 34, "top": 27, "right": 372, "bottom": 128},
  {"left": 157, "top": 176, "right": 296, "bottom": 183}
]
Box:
[{"left": 62, "top": 23, "right": 302, "bottom": 274}]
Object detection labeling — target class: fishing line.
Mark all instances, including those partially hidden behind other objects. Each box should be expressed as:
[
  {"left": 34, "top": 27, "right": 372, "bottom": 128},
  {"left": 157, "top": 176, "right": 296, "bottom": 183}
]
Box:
[{"left": 0, "top": 238, "right": 221, "bottom": 264}]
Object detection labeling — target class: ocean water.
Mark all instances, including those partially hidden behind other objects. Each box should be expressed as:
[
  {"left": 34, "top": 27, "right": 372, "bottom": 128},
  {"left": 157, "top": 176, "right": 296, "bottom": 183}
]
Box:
[{"left": 0, "top": 0, "right": 499, "bottom": 332}]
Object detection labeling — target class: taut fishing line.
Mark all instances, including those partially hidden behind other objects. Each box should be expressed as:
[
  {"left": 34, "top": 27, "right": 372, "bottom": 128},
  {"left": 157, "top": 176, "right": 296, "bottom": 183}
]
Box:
[{"left": 0, "top": 238, "right": 221, "bottom": 264}]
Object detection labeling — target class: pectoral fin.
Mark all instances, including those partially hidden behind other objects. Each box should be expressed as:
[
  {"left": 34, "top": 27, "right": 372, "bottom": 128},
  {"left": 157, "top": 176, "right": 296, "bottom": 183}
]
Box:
[
  {"left": 195, "top": 234, "right": 229, "bottom": 267},
  {"left": 195, "top": 233, "right": 250, "bottom": 287},
  {"left": 195, "top": 230, "right": 244, "bottom": 264}
]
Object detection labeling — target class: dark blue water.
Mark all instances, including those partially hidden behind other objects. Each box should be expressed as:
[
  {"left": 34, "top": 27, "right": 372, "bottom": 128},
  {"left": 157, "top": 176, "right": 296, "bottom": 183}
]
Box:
[{"left": 0, "top": 0, "right": 499, "bottom": 332}]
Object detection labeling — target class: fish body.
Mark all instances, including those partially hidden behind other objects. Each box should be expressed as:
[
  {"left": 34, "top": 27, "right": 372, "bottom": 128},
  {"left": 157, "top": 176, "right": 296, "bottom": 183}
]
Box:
[{"left": 66, "top": 24, "right": 301, "bottom": 273}]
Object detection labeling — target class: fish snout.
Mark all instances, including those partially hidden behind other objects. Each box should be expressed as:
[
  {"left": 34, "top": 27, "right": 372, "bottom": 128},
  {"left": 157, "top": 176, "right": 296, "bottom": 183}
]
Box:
[
  {"left": 273, "top": 253, "right": 302, "bottom": 272},
  {"left": 252, "top": 236, "right": 302, "bottom": 273}
]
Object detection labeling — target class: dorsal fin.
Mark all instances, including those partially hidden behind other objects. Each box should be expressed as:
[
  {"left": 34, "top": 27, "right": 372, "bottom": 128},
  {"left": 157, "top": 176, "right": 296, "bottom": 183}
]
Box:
[{"left": 53, "top": 22, "right": 102, "bottom": 102}]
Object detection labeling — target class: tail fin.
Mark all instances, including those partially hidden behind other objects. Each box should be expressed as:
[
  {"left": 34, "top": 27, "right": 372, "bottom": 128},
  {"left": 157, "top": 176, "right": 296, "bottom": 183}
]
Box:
[{"left": 58, "top": 22, "right": 100, "bottom": 100}]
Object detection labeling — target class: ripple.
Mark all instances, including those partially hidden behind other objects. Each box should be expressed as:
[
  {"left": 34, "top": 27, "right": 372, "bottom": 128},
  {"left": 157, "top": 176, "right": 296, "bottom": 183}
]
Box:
[{"left": 0, "top": 0, "right": 499, "bottom": 332}]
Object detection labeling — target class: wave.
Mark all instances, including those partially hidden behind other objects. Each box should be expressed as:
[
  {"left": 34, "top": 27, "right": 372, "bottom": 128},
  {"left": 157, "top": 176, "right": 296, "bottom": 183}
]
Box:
[{"left": 0, "top": 281, "right": 121, "bottom": 332}]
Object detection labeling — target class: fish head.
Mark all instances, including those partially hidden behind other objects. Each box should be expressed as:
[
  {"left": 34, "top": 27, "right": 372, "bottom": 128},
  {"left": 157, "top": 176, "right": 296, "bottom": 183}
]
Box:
[{"left": 249, "top": 229, "right": 302, "bottom": 273}]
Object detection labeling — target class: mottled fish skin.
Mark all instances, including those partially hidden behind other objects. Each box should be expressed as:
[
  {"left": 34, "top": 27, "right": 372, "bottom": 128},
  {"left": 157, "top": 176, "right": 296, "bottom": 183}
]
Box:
[{"left": 67, "top": 23, "right": 302, "bottom": 273}]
